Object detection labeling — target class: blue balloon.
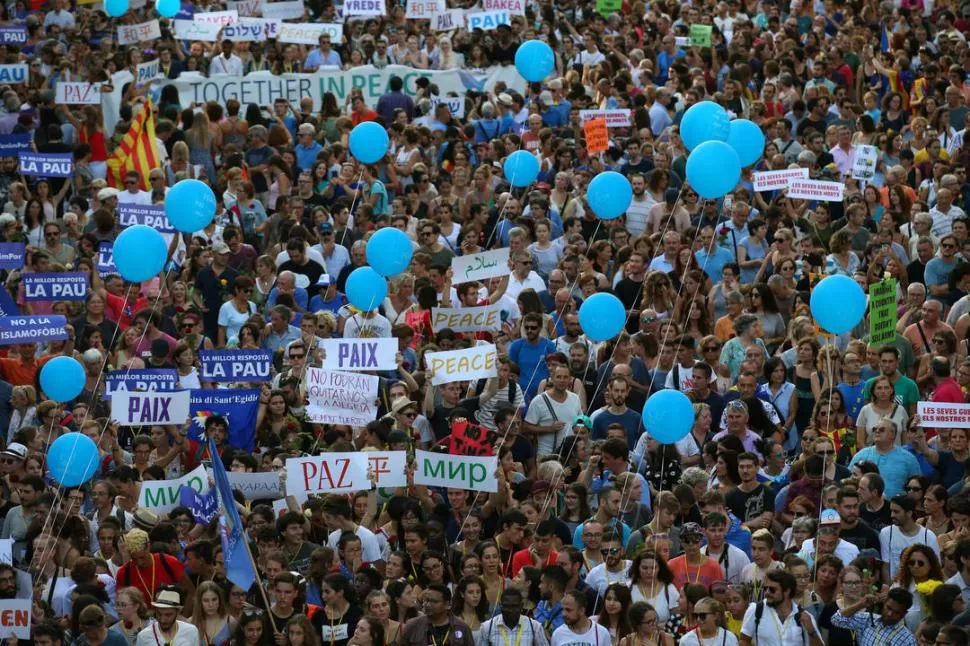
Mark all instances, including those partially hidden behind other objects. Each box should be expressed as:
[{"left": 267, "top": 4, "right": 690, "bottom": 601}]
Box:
[
  {"left": 48, "top": 433, "right": 100, "bottom": 487},
  {"left": 366, "top": 228, "right": 413, "bottom": 277},
  {"left": 642, "top": 390, "right": 695, "bottom": 444},
  {"left": 680, "top": 101, "right": 730, "bottom": 151},
  {"left": 113, "top": 225, "right": 167, "bottom": 282},
  {"left": 165, "top": 179, "right": 216, "bottom": 233},
  {"left": 578, "top": 293, "right": 626, "bottom": 342},
  {"left": 40, "top": 357, "right": 85, "bottom": 403},
  {"left": 346, "top": 267, "right": 388, "bottom": 311},
  {"left": 349, "top": 122, "right": 389, "bottom": 164},
  {"left": 686, "top": 141, "right": 741, "bottom": 199},
  {"left": 503, "top": 150, "right": 539, "bottom": 188},
  {"left": 726, "top": 119, "right": 766, "bottom": 167},
  {"left": 105, "top": 0, "right": 128, "bottom": 17},
  {"left": 155, "top": 0, "right": 179, "bottom": 17},
  {"left": 587, "top": 172, "right": 633, "bottom": 220},
  {"left": 810, "top": 274, "right": 867, "bottom": 335},
  {"left": 515, "top": 40, "right": 555, "bottom": 82}
]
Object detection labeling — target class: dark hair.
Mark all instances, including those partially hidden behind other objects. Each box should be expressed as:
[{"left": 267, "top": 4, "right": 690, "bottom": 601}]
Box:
[
  {"left": 931, "top": 583, "right": 963, "bottom": 623},
  {"left": 451, "top": 576, "right": 488, "bottom": 620}
]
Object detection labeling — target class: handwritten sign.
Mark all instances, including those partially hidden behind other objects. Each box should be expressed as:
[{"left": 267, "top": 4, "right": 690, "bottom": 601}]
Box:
[
  {"left": 104, "top": 369, "right": 179, "bottom": 399},
  {"left": 467, "top": 10, "right": 510, "bottom": 30},
  {"left": 869, "top": 278, "right": 897, "bottom": 346},
  {"left": 584, "top": 118, "right": 609, "bottom": 153},
  {"left": 136, "top": 59, "right": 160, "bottom": 85},
  {"left": 431, "top": 304, "right": 503, "bottom": 333},
  {"left": 117, "top": 203, "right": 175, "bottom": 233},
  {"left": 118, "top": 20, "right": 161, "bottom": 46},
  {"left": 278, "top": 22, "right": 342, "bottom": 45},
  {"left": 579, "top": 109, "right": 632, "bottom": 127},
  {"left": 23, "top": 273, "right": 88, "bottom": 301},
  {"left": 139, "top": 465, "right": 209, "bottom": 514},
  {"left": 425, "top": 343, "right": 498, "bottom": 385},
  {"left": 451, "top": 247, "right": 510, "bottom": 284},
  {"left": 200, "top": 349, "right": 272, "bottom": 382},
  {"left": 344, "top": 0, "right": 384, "bottom": 15},
  {"left": 226, "top": 471, "right": 283, "bottom": 500},
  {"left": 0, "top": 65, "right": 26, "bottom": 85},
  {"left": 0, "top": 600, "right": 30, "bottom": 639},
  {"left": 319, "top": 338, "right": 397, "bottom": 372},
  {"left": 481, "top": 0, "right": 524, "bottom": 14},
  {"left": 690, "top": 24, "right": 713, "bottom": 47},
  {"left": 413, "top": 450, "right": 498, "bottom": 492},
  {"left": 286, "top": 451, "right": 406, "bottom": 496},
  {"left": 55, "top": 82, "right": 102, "bottom": 104},
  {"left": 174, "top": 20, "right": 222, "bottom": 41},
  {"left": 753, "top": 168, "right": 809, "bottom": 191},
  {"left": 111, "top": 391, "right": 191, "bottom": 427},
  {"left": 195, "top": 9, "right": 239, "bottom": 24},
  {"left": 226, "top": 0, "right": 261, "bottom": 15},
  {"left": 432, "top": 9, "right": 464, "bottom": 30},
  {"left": 852, "top": 144, "right": 879, "bottom": 181},
  {"left": 305, "top": 368, "right": 379, "bottom": 427},
  {"left": 917, "top": 402, "right": 970, "bottom": 428},
  {"left": 0, "top": 315, "right": 68, "bottom": 345},
  {"left": 406, "top": 0, "right": 446, "bottom": 18},
  {"left": 786, "top": 178, "right": 845, "bottom": 202},
  {"left": 261, "top": 0, "right": 304, "bottom": 19}
]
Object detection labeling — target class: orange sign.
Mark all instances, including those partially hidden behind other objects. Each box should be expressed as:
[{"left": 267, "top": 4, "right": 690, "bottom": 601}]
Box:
[{"left": 584, "top": 118, "right": 609, "bottom": 153}]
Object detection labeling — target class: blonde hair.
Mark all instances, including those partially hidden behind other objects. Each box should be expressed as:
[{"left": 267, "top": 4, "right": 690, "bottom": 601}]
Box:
[{"left": 12, "top": 385, "right": 36, "bottom": 407}]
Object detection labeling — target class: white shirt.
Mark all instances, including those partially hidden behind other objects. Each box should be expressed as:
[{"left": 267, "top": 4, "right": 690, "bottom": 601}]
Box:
[
  {"left": 208, "top": 53, "right": 245, "bottom": 76},
  {"left": 551, "top": 619, "right": 612, "bottom": 646},
  {"left": 947, "top": 571, "right": 970, "bottom": 604},
  {"left": 327, "top": 525, "right": 383, "bottom": 563},
  {"left": 117, "top": 189, "right": 152, "bottom": 205},
  {"left": 796, "top": 538, "right": 859, "bottom": 568},
  {"left": 880, "top": 524, "right": 940, "bottom": 579},
  {"left": 585, "top": 561, "right": 631, "bottom": 595},
  {"left": 507, "top": 270, "right": 547, "bottom": 300},
  {"left": 477, "top": 615, "right": 550, "bottom": 646},
  {"left": 343, "top": 312, "right": 392, "bottom": 339},
  {"left": 629, "top": 581, "right": 679, "bottom": 623},
  {"left": 929, "top": 203, "right": 968, "bottom": 236},
  {"left": 136, "top": 620, "right": 201, "bottom": 646},
  {"left": 524, "top": 390, "right": 581, "bottom": 455},
  {"left": 702, "top": 543, "right": 750, "bottom": 584},
  {"left": 681, "top": 627, "right": 740, "bottom": 646},
  {"left": 740, "top": 601, "right": 819, "bottom": 646},
  {"left": 311, "top": 242, "right": 351, "bottom": 277},
  {"left": 625, "top": 195, "right": 652, "bottom": 237}
]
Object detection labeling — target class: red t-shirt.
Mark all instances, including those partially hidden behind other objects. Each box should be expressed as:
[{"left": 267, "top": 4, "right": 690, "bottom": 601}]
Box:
[
  {"left": 105, "top": 291, "right": 149, "bottom": 331},
  {"left": 115, "top": 553, "right": 184, "bottom": 603},
  {"left": 668, "top": 555, "right": 723, "bottom": 591},
  {"left": 510, "top": 548, "right": 558, "bottom": 577},
  {"left": 932, "top": 377, "right": 966, "bottom": 404}
]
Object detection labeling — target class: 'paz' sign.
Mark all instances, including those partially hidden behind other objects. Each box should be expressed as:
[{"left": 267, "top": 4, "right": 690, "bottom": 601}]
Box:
[
  {"left": 111, "top": 391, "right": 191, "bottom": 427},
  {"left": 55, "top": 82, "right": 103, "bottom": 104}
]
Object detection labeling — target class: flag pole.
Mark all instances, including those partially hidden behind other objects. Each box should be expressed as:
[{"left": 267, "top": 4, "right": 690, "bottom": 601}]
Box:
[{"left": 239, "top": 524, "right": 279, "bottom": 636}]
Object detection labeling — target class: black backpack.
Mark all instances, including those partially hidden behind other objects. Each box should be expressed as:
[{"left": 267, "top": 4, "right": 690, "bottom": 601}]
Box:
[{"left": 754, "top": 601, "right": 805, "bottom": 645}]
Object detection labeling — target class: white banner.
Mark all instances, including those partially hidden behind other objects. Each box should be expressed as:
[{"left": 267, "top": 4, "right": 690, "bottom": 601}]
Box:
[
  {"left": 413, "top": 450, "right": 498, "bottom": 492},
  {"left": 226, "top": 0, "right": 262, "bottom": 15},
  {"left": 174, "top": 20, "right": 222, "bottom": 41},
  {"left": 406, "top": 0, "right": 446, "bottom": 19},
  {"left": 55, "top": 82, "right": 102, "bottom": 105},
  {"left": 261, "top": 0, "right": 304, "bottom": 19},
  {"left": 431, "top": 304, "right": 503, "bottom": 333},
  {"left": 432, "top": 9, "right": 464, "bottom": 30},
  {"left": 786, "top": 178, "right": 845, "bottom": 202},
  {"left": 285, "top": 453, "right": 369, "bottom": 495},
  {"left": 425, "top": 344, "right": 498, "bottom": 385},
  {"left": 138, "top": 465, "right": 209, "bottom": 514},
  {"left": 344, "top": 0, "right": 384, "bottom": 15},
  {"left": 852, "top": 144, "right": 879, "bottom": 181},
  {"left": 225, "top": 17, "right": 280, "bottom": 41},
  {"left": 226, "top": 471, "right": 282, "bottom": 499},
  {"left": 917, "top": 402, "right": 970, "bottom": 428},
  {"left": 481, "top": 0, "right": 525, "bottom": 15},
  {"left": 278, "top": 22, "right": 343, "bottom": 44},
  {"left": 364, "top": 450, "right": 408, "bottom": 489},
  {"left": 451, "top": 247, "right": 509, "bottom": 284},
  {"left": 320, "top": 338, "right": 397, "bottom": 371},
  {"left": 135, "top": 60, "right": 159, "bottom": 85},
  {"left": 752, "top": 168, "right": 809, "bottom": 192},
  {"left": 430, "top": 96, "right": 464, "bottom": 118},
  {"left": 466, "top": 10, "right": 510, "bottom": 29},
  {"left": 0, "top": 600, "right": 30, "bottom": 639},
  {"left": 117, "top": 20, "right": 161, "bottom": 45},
  {"left": 305, "top": 368, "right": 379, "bottom": 426},
  {"left": 111, "top": 390, "right": 191, "bottom": 427},
  {"left": 195, "top": 9, "right": 239, "bottom": 24},
  {"left": 579, "top": 109, "right": 632, "bottom": 127}
]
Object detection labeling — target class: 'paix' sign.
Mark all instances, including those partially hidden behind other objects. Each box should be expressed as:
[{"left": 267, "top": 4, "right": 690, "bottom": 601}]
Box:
[
  {"left": 320, "top": 338, "right": 397, "bottom": 372},
  {"left": 111, "top": 391, "right": 191, "bottom": 427}
]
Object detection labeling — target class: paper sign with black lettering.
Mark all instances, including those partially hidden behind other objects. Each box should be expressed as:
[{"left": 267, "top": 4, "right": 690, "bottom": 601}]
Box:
[
  {"left": 413, "top": 450, "right": 498, "bottom": 492},
  {"left": 785, "top": 178, "right": 845, "bottom": 202},
  {"left": 305, "top": 368, "right": 379, "bottom": 427},
  {"left": 55, "top": 82, "right": 102, "bottom": 105},
  {"left": 285, "top": 451, "right": 407, "bottom": 495},
  {"left": 0, "top": 26, "right": 27, "bottom": 45},
  {"left": 139, "top": 464, "right": 209, "bottom": 514},
  {"left": 431, "top": 304, "right": 503, "bottom": 333},
  {"left": 0, "top": 65, "right": 26, "bottom": 85},
  {"left": 111, "top": 390, "right": 191, "bottom": 427},
  {"left": 200, "top": 349, "right": 272, "bottom": 382},
  {"left": 97, "top": 242, "right": 117, "bottom": 276},
  {"left": 104, "top": 369, "right": 179, "bottom": 400},
  {"left": 225, "top": 18, "right": 280, "bottom": 41},
  {"left": 344, "top": 0, "right": 384, "bottom": 16},
  {"left": 225, "top": 471, "right": 283, "bottom": 500},
  {"left": 406, "top": 0, "right": 445, "bottom": 19},
  {"left": 180, "top": 485, "right": 218, "bottom": 523},
  {"left": 451, "top": 247, "right": 509, "bottom": 284},
  {"left": 0, "top": 135, "right": 31, "bottom": 156},
  {"left": 117, "top": 203, "right": 174, "bottom": 233},
  {"left": 0, "top": 243, "right": 24, "bottom": 270},
  {"left": 425, "top": 344, "right": 498, "bottom": 385},
  {"left": 319, "top": 338, "right": 396, "bottom": 372},
  {"left": 0, "top": 315, "right": 68, "bottom": 345},
  {"left": 261, "top": 0, "right": 304, "bottom": 19},
  {"left": 752, "top": 168, "right": 809, "bottom": 192},
  {"left": 0, "top": 600, "right": 30, "bottom": 639},
  {"left": 18, "top": 152, "right": 72, "bottom": 178},
  {"left": 22, "top": 272, "right": 88, "bottom": 302},
  {"left": 466, "top": 10, "right": 510, "bottom": 30},
  {"left": 432, "top": 9, "right": 464, "bottom": 30}
]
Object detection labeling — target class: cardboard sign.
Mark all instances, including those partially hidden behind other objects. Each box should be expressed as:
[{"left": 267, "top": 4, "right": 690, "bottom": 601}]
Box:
[
  {"left": 481, "top": 0, "right": 524, "bottom": 15},
  {"left": 785, "top": 178, "right": 845, "bottom": 202},
  {"left": 55, "top": 82, "right": 102, "bottom": 104},
  {"left": 406, "top": 0, "right": 446, "bottom": 18},
  {"left": 917, "top": 402, "right": 970, "bottom": 428},
  {"left": 118, "top": 20, "right": 161, "bottom": 46},
  {"left": 451, "top": 247, "right": 510, "bottom": 284},
  {"left": 0, "top": 315, "right": 68, "bottom": 345},
  {"left": 104, "top": 369, "right": 179, "bottom": 399},
  {"left": 136, "top": 60, "right": 160, "bottom": 85},
  {"left": 869, "top": 278, "right": 897, "bottom": 346},
  {"left": 431, "top": 304, "right": 503, "bottom": 333},
  {"left": 432, "top": 9, "right": 464, "bottom": 30},
  {"left": 199, "top": 349, "right": 273, "bottom": 382},
  {"left": 117, "top": 203, "right": 175, "bottom": 233},
  {"left": 852, "top": 144, "right": 879, "bottom": 181},
  {"left": 466, "top": 10, "right": 510, "bottom": 30},
  {"left": 138, "top": 465, "right": 209, "bottom": 514},
  {"left": 0, "top": 600, "right": 30, "bottom": 639},
  {"left": 425, "top": 344, "right": 498, "bottom": 385},
  {"left": 579, "top": 109, "right": 632, "bottom": 127},
  {"left": 305, "top": 368, "right": 379, "bottom": 427},
  {"left": 23, "top": 272, "right": 88, "bottom": 301},
  {"left": 111, "top": 390, "right": 191, "bottom": 427},
  {"left": 278, "top": 22, "right": 342, "bottom": 44},
  {"left": 226, "top": 471, "right": 283, "bottom": 500},
  {"left": 18, "top": 152, "right": 72, "bottom": 177},
  {"left": 584, "top": 117, "right": 609, "bottom": 153},
  {"left": 344, "top": 0, "right": 384, "bottom": 15},
  {"left": 195, "top": 9, "right": 239, "bottom": 24},
  {"left": 0, "top": 243, "right": 24, "bottom": 270},
  {"left": 690, "top": 24, "right": 713, "bottom": 47},
  {"left": 260, "top": 0, "right": 304, "bottom": 19},
  {"left": 285, "top": 451, "right": 406, "bottom": 496},
  {"left": 174, "top": 20, "right": 223, "bottom": 41},
  {"left": 753, "top": 168, "right": 809, "bottom": 191},
  {"left": 320, "top": 338, "right": 397, "bottom": 372},
  {"left": 0, "top": 65, "right": 26, "bottom": 85},
  {"left": 413, "top": 450, "right": 498, "bottom": 492}
]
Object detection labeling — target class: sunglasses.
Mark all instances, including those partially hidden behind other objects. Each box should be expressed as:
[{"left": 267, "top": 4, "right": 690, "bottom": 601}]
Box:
[
  {"left": 289, "top": 354, "right": 306, "bottom": 360},
  {"left": 906, "top": 486, "right": 923, "bottom": 492},
  {"left": 694, "top": 612, "right": 712, "bottom": 620},
  {"left": 601, "top": 548, "right": 620, "bottom": 555},
  {"left": 909, "top": 559, "right": 927, "bottom": 567}
]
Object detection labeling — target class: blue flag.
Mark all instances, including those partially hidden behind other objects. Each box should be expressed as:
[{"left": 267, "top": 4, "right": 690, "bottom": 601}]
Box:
[
  {"left": 179, "top": 485, "right": 218, "bottom": 524},
  {"left": 881, "top": 25, "right": 891, "bottom": 53},
  {"left": 188, "top": 389, "right": 260, "bottom": 452},
  {"left": 209, "top": 437, "right": 257, "bottom": 591}
]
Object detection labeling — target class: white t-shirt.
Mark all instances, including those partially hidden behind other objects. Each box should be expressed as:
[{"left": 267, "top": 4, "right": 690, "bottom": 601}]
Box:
[
  {"left": 117, "top": 190, "right": 152, "bottom": 205},
  {"left": 585, "top": 561, "right": 631, "bottom": 596},
  {"left": 629, "top": 582, "right": 680, "bottom": 623},
  {"left": 135, "top": 621, "right": 201, "bottom": 646},
  {"left": 524, "top": 391, "right": 581, "bottom": 455},
  {"left": 327, "top": 525, "right": 383, "bottom": 563},
  {"left": 343, "top": 312, "right": 392, "bottom": 339},
  {"left": 680, "top": 627, "right": 740, "bottom": 646},
  {"left": 880, "top": 524, "right": 940, "bottom": 579},
  {"left": 217, "top": 300, "right": 256, "bottom": 340},
  {"left": 702, "top": 544, "right": 750, "bottom": 584},
  {"left": 551, "top": 619, "right": 612, "bottom": 646},
  {"left": 740, "top": 602, "right": 819, "bottom": 646}
]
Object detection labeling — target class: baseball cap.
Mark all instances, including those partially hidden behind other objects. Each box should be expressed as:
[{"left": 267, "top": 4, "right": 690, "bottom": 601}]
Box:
[
  {"left": 317, "top": 275, "right": 331, "bottom": 286},
  {"left": 319, "top": 222, "right": 334, "bottom": 233},
  {"left": 1, "top": 443, "right": 26, "bottom": 460},
  {"left": 212, "top": 241, "right": 230, "bottom": 254}
]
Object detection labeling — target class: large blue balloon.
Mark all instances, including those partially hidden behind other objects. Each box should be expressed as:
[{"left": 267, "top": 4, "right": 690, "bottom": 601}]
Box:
[
  {"left": 515, "top": 40, "right": 555, "bottom": 82},
  {"left": 680, "top": 101, "right": 730, "bottom": 151},
  {"left": 503, "top": 150, "right": 539, "bottom": 188},
  {"left": 40, "top": 357, "right": 85, "bottom": 403},
  {"left": 346, "top": 267, "right": 388, "bottom": 311},
  {"left": 349, "top": 122, "right": 389, "bottom": 164},
  {"left": 726, "top": 119, "right": 766, "bottom": 167},
  {"left": 48, "top": 433, "right": 100, "bottom": 487},
  {"left": 113, "top": 225, "right": 167, "bottom": 282},
  {"left": 155, "top": 0, "right": 179, "bottom": 17},
  {"left": 686, "top": 141, "right": 741, "bottom": 199},
  {"left": 165, "top": 179, "right": 216, "bottom": 233},
  {"left": 587, "top": 171, "right": 633, "bottom": 220},
  {"left": 366, "top": 228, "right": 413, "bottom": 277},
  {"left": 105, "top": 0, "right": 128, "bottom": 16},
  {"left": 578, "top": 293, "right": 626, "bottom": 342},
  {"left": 642, "top": 390, "right": 695, "bottom": 444},
  {"left": 810, "top": 274, "right": 867, "bottom": 335}
]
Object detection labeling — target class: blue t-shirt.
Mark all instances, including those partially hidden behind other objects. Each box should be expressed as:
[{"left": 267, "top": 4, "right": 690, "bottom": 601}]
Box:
[
  {"left": 508, "top": 337, "right": 556, "bottom": 402},
  {"left": 925, "top": 257, "right": 959, "bottom": 295},
  {"left": 695, "top": 247, "right": 734, "bottom": 282},
  {"left": 590, "top": 408, "right": 644, "bottom": 450},
  {"left": 837, "top": 380, "right": 867, "bottom": 421}
]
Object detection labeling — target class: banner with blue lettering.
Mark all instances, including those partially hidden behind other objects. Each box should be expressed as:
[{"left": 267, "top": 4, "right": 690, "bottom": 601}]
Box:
[
  {"left": 199, "top": 350, "right": 272, "bottom": 383},
  {"left": 0, "top": 134, "right": 31, "bottom": 155},
  {"left": 0, "top": 288, "right": 19, "bottom": 317},
  {"left": 0, "top": 243, "right": 24, "bottom": 270},
  {"left": 104, "top": 369, "right": 179, "bottom": 400},
  {"left": 179, "top": 485, "right": 218, "bottom": 524},
  {"left": 188, "top": 389, "right": 260, "bottom": 452},
  {"left": 117, "top": 203, "right": 175, "bottom": 233},
  {"left": 23, "top": 272, "right": 88, "bottom": 301},
  {"left": 0, "top": 64, "right": 26, "bottom": 85},
  {"left": 18, "top": 152, "right": 72, "bottom": 177},
  {"left": 0, "top": 26, "right": 27, "bottom": 45},
  {"left": 0, "top": 315, "right": 68, "bottom": 345},
  {"left": 97, "top": 242, "right": 117, "bottom": 276}
]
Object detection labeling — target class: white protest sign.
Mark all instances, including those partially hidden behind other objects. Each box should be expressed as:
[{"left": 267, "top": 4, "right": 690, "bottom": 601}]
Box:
[
  {"left": 674, "top": 36, "right": 690, "bottom": 47},
  {"left": 481, "top": 0, "right": 525, "bottom": 15},
  {"left": 0, "top": 600, "right": 30, "bottom": 639},
  {"left": 138, "top": 465, "right": 209, "bottom": 514},
  {"left": 406, "top": 0, "right": 446, "bottom": 19},
  {"left": 451, "top": 247, "right": 509, "bottom": 284},
  {"left": 174, "top": 20, "right": 223, "bottom": 41},
  {"left": 425, "top": 344, "right": 498, "bottom": 385},
  {"left": 852, "top": 144, "right": 879, "bottom": 181},
  {"left": 136, "top": 60, "right": 160, "bottom": 85},
  {"left": 55, "top": 82, "right": 102, "bottom": 105},
  {"left": 431, "top": 304, "right": 503, "bottom": 333},
  {"left": 225, "top": 18, "right": 280, "bottom": 41},
  {"left": 226, "top": 471, "right": 283, "bottom": 500},
  {"left": 286, "top": 453, "right": 369, "bottom": 495},
  {"left": 195, "top": 10, "right": 239, "bottom": 25},
  {"left": 432, "top": 9, "right": 464, "bottom": 30},
  {"left": 917, "top": 402, "right": 970, "bottom": 428},
  {"left": 226, "top": 0, "right": 262, "bottom": 15},
  {"left": 278, "top": 22, "right": 343, "bottom": 45},
  {"left": 110, "top": 390, "right": 191, "bottom": 427},
  {"left": 579, "top": 109, "right": 632, "bottom": 127},
  {"left": 752, "top": 168, "right": 809, "bottom": 192},
  {"left": 344, "top": 0, "right": 384, "bottom": 15},
  {"left": 466, "top": 10, "right": 510, "bottom": 30},
  {"left": 364, "top": 451, "right": 408, "bottom": 488},
  {"left": 117, "top": 20, "right": 161, "bottom": 45},
  {"left": 320, "top": 338, "right": 397, "bottom": 371},
  {"left": 305, "top": 368, "right": 379, "bottom": 426},
  {"left": 0, "top": 539, "right": 10, "bottom": 565},
  {"left": 431, "top": 96, "right": 464, "bottom": 118},
  {"left": 261, "top": 0, "right": 305, "bottom": 19},
  {"left": 413, "top": 450, "right": 498, "bottom": 492},
  {"left": 785, "top": 178, "right": 845, "bottom": 202}
]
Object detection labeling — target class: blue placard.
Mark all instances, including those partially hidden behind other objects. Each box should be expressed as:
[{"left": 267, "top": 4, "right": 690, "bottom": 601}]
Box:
[
  {"left": 104, "top": 369, "right": 179, "bottom": 400},
  {"left": 187, "top": 389, "right": 260, "bottom": 452},
  {"left": 0, "top": 134, "right": 30, "bottom": 155},
  {"left": 199, "top": 349, "right": 272, "bottom": 383},
  {"left": 18, "top": 152, "right": 72, "bottom": 177},
  {"left": 0, "top": 26, "right": 27, "bottom": 45},
  {"left": 0, "top": 315, "right": 68, "bottom": 345},
  {"left": 180, "top": 485, "right": 217, "bottom": 524},
  {"left": 22, "top": 272, "right": 88, "bottom": 301},
  {"left": 97, "top": 242, "right": 117, "bottom": 276},
  {"left": 0, "top": 243, "right": 24, "bottom": 270},
  {"left": 175, "top": 3, "right": 194, "bottom": 19},
  {"left": 117, "top": 203, "right": 175, "bottom": 234},
  {"left": 0, "top": 288, "right": 19, "bottom": 317}
]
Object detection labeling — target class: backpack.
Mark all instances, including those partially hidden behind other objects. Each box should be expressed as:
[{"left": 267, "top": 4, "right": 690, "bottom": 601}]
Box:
[
  {"left": 754, "top": 601, "right": 804, "bottom": 646},
  {"left": 121, "top": 553, "right": 178, "bottom": 588}
]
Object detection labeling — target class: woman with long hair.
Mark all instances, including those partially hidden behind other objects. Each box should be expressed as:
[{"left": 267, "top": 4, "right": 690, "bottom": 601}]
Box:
[
  {"left": 930, "top": 583, "right": 965, "bottom": 625},
  {"left": 451, "top": 576, "right": 488, "bottom": 638},
  {"left": 713, "top": 450, "right": 741, "bottom": 494},
  {"left": 856, "top": 375, "right": 909, "bottom": 448},
  {"left": 315, "top": 574, "right": 363, "bottom": 646},
  {"left": 719, "top": 314, "right": 767, "bottom": 381},
  {"left": 620, "top": 602, "right": 675, "bottom": 646},
  {"left": 476, "top": 541, "right": 508, "bottom": 618},
  {"left": 812, "top": 389, "right": 855, "bottom": 463},
  {"left": 748, "top": 283, "right": 786, "bottom": 354},
  {"left": 595, "top": 583, "right": 634, "bottom": 643},
  {"left": 560, "top": 483, "right": 592, "bottom": 535},
  {"left": 255, "top": 389, "right": 300, "bottom": 449},
  {"left": 108, "top": 586, "right": 152, "bottom": 645},
  {"left": 366, "top": 590, "right": 402, "bottom": 646},
  {"left": 642, "top": 437, "right": 682, "bottom": 498},
  {"left": 285, "top": 615, "right": 321, "bottom": 646},
  {"left": 630, "top": 550, "right": 680, "bottom": 624},
  {"left": 677, "top": 597, "right": 739, "bottom": 646},
  {"left": 183, "top": 108, "right": 216, "bottom": 181},
  {"left": 385, "top": 578, "right": 419, "bottom": 626},
  {"left": 191, "top": 581, "right": 232, "bottom": 646},
  {"left": 641, "top": 272, "right": 676, "bottom": 321},
  {"left": 347, "top": 616, "right": 386, "bottom": 646},
  {"left": 233, "top": 611, "right": 273, "bottom": 646},
  {"left": 894, "top": 544, "right": 945, "bottom": 631},
  {"left": 919, "top": 485, "right": 953, "bottom": 537}
]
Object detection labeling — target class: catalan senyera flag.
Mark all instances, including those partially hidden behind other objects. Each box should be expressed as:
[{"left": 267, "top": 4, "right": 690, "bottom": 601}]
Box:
[{"left": 106, "top": 98, "right": 160, "bottom": 192}]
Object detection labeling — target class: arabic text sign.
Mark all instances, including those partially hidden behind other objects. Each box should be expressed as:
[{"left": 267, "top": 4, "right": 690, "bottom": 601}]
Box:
[
  {"left": 344, "top": 0, "right": 385, "bottom": 15},
  {"left": 305, "top": 368, "right": 379, "bottom": 427},
  {"left": 0, "top": 315, "right": 68, "bottom": 345},
  {"left": 752, "top": 168, "right": 809, "bottom": 191},
  {"left": 917, "top": 402, "right": 970, "bottom": 428},
  {"left": 432, "top": 9, "right": 464, "bottom": 30},
  {"left": 18, "top": 152, "right": 72, "bottom": 178},
  {"left": 414, "top": 450, "right": 498, "bottom": 492},
  {"left": 118, "top": 20, "right": 161, "bottom": 45},
  {"left": 200, "top": 349, "right": 272, "bottom": 382},
  {"left": 481, "top": 0, "right": 525, "bottom": 14},
  {"left": 466, "top": 10, "right": 510, "bottom": 30},
  {"left": 104, "top": 369, "right": 179, "bottom": 399},
  {"left": 0, "top": 600, "right": 30, "bottom": 640},
  {"left": 55, "top": 82, "right": 102, "bottom": 105},
  {"left": 174, "top": 20, "right": 222, "bottom": 41},
  {"left": 869, "top": 278, "right": 897, "bottom": 346},
  {"left": 406, "top": 0, "right": 446, "bottom": 18},
  {"left": 852, "top": 144, "right": 879, "bottom": 181},
  {"left": 286, "top": 452, "right": 407, "bottom": 495},
  {"left": 320, "top": 338, "right": 397, "bottom": 371},
  {"left": 426, "top": 344, "right": 498, "bottom": 385},
  {"left": 117, "top": 203, "right": 175, "bottom": 233},
  {"left": 786, "top": 178, "right": 845, "bottom": 202},
  {"left": 23, "top": 273, "right": 88, "bottom": 302},
  {"left": 261, "top": 0, "right": 304, "bottom": 19},
  {"left": 0, "top": 243, "right": 24, "bottom": 270},
  {"left": 226, "top": 471, "right": 283, "bottom": 500},
  {"left": 195, "top": 9, "right": 239, "bottom": 24},
  {"left": 579, "top": 109, "right": 632, "bottom": 127},
  {"left": 138, "top": 465, "right": 209, "bottom": 514},
  {"left": 111, "top": 391, "right": 192, "bottom": 427},
  {"left": 431, "top": 304, "right": 503, "bottom": 333},
  {"left": 0, "top": 65, "right": 26, "bottom": 85},
  {"left": 451, "top": 247, "right": 509, "bottom": 284},
  {"left": 278, "top": 22, "right": 342, "bottom": 44}
]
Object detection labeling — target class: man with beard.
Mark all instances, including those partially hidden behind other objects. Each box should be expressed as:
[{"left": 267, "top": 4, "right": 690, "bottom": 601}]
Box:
[
  {"left": 726, "top": 452, "right": 775, "bottom": 531},
  {"left": 523, "top": 364, "right": 581, "bottom": 455},
  {"left": 797, "top": 509, "right": 860, "bottom": 568},
  {"left": 136, "top": 586, "right": 201, "bottom": 646},
  {"left": 550, "top": 589, "right": 612, "bottom": 646},
  {"left": 566, "top": 343, "right": 598, "bottom": 404},
  {"left": 740, "top": 570, "right": 823, "bottom": 646},
  {"left": 0, "top": 563, "right": 28, "bottom": 599},
  {"left": 584, "top": 535, "right": 630, "bottom": 597},
  {"left": 479, "top": 588, "right": 550, "bottom": 646},
  {"left": 834, "top": 487, "right": 881, "bottom": 552},
  {"left": 534, "top": 565, "right": 567, "bottom": 637},
  {"left": 625, "top": 173, "right": 652, "bottom": 236},
  {"left": 615, "top": 250, "right": 648, "bottom": 334},
  {"left": 831, "top": 587, "right": 916, "bottom": 646}
]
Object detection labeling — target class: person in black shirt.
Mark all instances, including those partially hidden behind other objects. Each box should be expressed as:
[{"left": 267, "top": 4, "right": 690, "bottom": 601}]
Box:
[
  {"left": 835, "top": 488, "right": 881, "bottom": 553},
  {"left": 615, "top": 250, "right": 647, "bottom": 334},
  {"left": 278, "top": 237, "right": 326, "bottom": 298},
  {"left": 795, "top": 98, "right": 829, "bottom": 140},
  {"left": 858, "top": 472, "right": 892, "bottom": 532},
  {"left": 495, "top": 407, "right": 535, "bottom": 478},
  {"left": 725, "top": 452, "right": 775, "bottom": 529}
]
